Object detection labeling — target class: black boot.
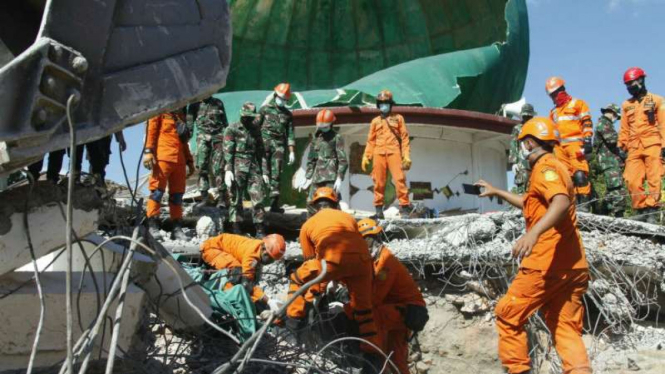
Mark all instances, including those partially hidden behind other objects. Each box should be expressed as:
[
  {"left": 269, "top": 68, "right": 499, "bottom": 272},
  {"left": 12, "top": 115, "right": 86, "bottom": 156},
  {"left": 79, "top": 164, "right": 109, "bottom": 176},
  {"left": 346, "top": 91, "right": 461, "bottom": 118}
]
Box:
[
  {"left": 195, "top": 190, "right": 209, "bottom": 210},
  {"left": 147, "top": 217, "right": 163, "bottom": 241},
  {"left": 372, "top": 206, "right": 384, "bottom": 220},
  {"left": 399, "top": 204, "right": 413, "bottom": 218},
  {"left": 645, "top": 207, "right": 659, "bottom": 224},
  {"left": 614, "top": 210, "right": 625, "bottom": 218},
  {"left": 269, "top": 196, "right": 284, "bottom": 213},
  {"left": 172, "top": 220, "right": 187, "bottom": 241},
  {"left": 255, "top": 223, "right": 265, "bottom": 239},
  {"left": 232, "top": 222, "right": 242, "bottom": 234},
  {"left": 576, "top": 194, "right": 591, "bottom": 213}
]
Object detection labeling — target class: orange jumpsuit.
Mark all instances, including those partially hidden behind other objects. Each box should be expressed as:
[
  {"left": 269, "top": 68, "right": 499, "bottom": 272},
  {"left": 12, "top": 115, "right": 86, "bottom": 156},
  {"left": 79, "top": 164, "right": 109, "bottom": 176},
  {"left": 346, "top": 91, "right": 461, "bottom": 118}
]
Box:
[
  {"left": 550, "top": 98, "right": 593, "bottom": 196},
  {"left": 287, "top": 209, "right": 379, "bottom": 347},
  {"left": 200, "top": 234, "right": 266, "bottom": 302},
  {"left": 618, "top": 92, "right": 665, "bottom": 209},
  {"left": 372, "top": 246, "right": 425, "bottom": 374},
  {"left": 364, "top": 114, "right": 411, "bottom": 207},
  {"left": 495, "top": 153, "right": 590, "bottom": 374},
  {"left": 146, "top": 112, "right": 193, "bottom": 220}
]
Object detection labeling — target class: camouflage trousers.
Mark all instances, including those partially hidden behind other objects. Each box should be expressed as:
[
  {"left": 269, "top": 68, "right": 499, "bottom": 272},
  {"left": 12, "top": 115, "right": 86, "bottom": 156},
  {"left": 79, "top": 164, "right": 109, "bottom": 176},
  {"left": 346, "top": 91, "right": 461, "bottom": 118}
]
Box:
[
  {"left": 228, "top": 159, "right": 266, "bottom": 224},
  {"left": 196, "top": 135, "right": 227, "bottom": 196},
  {"left": 263, "top": 138, "right": 286, "bottom": 198},
  {"left": 602, "top": 167, "right": 626, "bottom": 215},
  {"left": 306, "top": 181, "right": 334, "bottom": 216},
  {"left": 513, "top": 164, "right": 529, "bottom": 194}
]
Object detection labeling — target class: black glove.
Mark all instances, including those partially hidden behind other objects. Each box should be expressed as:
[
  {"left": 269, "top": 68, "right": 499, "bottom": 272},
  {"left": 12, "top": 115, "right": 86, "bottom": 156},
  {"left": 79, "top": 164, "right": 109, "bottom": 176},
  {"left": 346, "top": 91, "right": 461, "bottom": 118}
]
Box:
[
  {"left": 227, "top": 267, "right": 242, "bottom": 285},
  {"left": 661, "top": 148, "right": 665, "bottom": 161},
  {"left": 583, "top": 138, "right": 593, "bottom": 155},
  {"left": 240, "top": 276, "right": 255, "bottom": 294},
  {"left": 285, "top": 317, "right": 305, "bottom": 332},
  {"left": 618, "top": 148, "right": 627, "bottom": 161}
]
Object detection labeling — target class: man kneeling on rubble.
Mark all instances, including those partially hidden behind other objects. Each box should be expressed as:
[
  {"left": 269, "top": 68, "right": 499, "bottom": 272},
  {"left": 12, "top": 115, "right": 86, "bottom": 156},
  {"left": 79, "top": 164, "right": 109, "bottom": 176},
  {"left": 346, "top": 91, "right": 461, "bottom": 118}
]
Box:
[
  {"left": 358, "top": 218, "right": 428, "bottom": 374},
  {"left": 476, "top": 117, "right": 591, "bottom": 374},
  {"left": 200, "top": 233, "right": 286, "bottom": 307},
  {"left": 286, "top": 187, "right": 381, "bottom": 352}
]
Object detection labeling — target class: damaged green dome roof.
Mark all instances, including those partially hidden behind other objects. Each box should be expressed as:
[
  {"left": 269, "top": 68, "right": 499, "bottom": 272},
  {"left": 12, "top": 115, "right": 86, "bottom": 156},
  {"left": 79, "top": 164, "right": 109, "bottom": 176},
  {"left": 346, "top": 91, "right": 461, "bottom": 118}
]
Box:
[{"left": 219, "top": 0, "right": 529, "bottom": 116}]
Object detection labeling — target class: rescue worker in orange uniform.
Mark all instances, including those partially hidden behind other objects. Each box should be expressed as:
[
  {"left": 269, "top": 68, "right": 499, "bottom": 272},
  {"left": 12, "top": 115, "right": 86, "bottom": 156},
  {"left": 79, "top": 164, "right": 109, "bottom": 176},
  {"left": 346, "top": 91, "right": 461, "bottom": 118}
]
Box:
[
  {"left": 286, "top": 187, "right": 380, "bottom": 350},
  {"left": 475, "top": 117, "right": 591, "bottom": 374},
  {"left": 618, "top": 67, "right": 665, "bottom": 224},
  {"left": 143, "top": 109, "right": 195, "bottom": 241},
  {"left": 546, "top": 77, "right": 594, "bottom": 211},
  {"left": 200, "top": 233, "right": 286, "bottom": 303},
  {"left": 357, "top": 218, "right": 428, "bottom": 374},
  {"left": 362, "top": 90, "right": 412, "bottom": 219}
]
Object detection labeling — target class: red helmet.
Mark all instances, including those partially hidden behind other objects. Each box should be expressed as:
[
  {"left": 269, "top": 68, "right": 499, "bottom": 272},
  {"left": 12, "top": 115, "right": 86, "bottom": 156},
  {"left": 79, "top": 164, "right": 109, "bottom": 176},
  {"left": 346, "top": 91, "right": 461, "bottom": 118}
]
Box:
[
  {"left": 263, "top": 234, "right": 286, "bottom": 261},
  {"left": 316, "top": 109, "right": 336, "bottom": 124},
  {"left": 623, "top": 67, "right": 646, "bottom": 84},
  {"left": 274, "top": 83, "right": 291, "bottom": 100},
  {"left": 377, "top": 90, "right": 394, "bottom": 103}
]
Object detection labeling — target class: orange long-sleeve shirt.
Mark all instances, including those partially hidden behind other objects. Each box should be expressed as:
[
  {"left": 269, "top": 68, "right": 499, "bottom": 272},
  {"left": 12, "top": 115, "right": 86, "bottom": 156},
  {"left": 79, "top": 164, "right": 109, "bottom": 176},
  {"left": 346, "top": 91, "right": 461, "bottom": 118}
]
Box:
[
  {"left": 549, "top": 98, "right": 592, "bottom": 141},
  {"left": 146, "top": 112, "right": 193, "bottom": 164},
  {"left": 372, "top": 247, "right": 425, "bottom": 308},
  {"left": 618, "top": 92, "right": 665, "bottom": 150},
  {"left": 363, "top": 114, "right": 410, "bottom": 158},
  {"left": 200, "top": 234, "right": 263, "bottom": 281},
  {"left": 299, "top": 208, "right": 369, "bottom": 264},
  {"left": 521, "top": 153, "right": 587, "bottom": 271}
]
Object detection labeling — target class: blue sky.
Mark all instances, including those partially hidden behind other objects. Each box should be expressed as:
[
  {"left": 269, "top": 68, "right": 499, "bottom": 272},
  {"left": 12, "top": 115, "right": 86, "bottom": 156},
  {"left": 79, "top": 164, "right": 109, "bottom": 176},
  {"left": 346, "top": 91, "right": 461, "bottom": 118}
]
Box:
[{"left": 101, "top": 0, "right": 665, "bottom": 185}]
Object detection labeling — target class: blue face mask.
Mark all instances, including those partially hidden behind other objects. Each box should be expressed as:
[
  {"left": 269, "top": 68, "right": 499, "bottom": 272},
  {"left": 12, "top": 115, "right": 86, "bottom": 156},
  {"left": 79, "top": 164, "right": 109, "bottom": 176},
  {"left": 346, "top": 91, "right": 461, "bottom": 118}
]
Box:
[
  {"left": 317, "top": 123, "right": 332, "bottom": 132},
  {"left": 379, "top": 103, "right": 391, "bottom": 115},
  {"left": 275, "top": 97, "right": 286, "bottom": 107}
]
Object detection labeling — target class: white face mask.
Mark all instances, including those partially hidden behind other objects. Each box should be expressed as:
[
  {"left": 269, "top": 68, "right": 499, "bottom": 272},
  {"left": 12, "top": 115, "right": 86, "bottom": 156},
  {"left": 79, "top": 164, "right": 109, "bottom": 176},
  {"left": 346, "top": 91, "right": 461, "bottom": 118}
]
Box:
[
  {"left": 520, "top": 142, "right": 541, "bottom": 160},
  {"left": 275, "top": 97, "right": 286, "bottom": 107},
  {"left": 379, "top": 103, "right": 391, "bottom": 115}
]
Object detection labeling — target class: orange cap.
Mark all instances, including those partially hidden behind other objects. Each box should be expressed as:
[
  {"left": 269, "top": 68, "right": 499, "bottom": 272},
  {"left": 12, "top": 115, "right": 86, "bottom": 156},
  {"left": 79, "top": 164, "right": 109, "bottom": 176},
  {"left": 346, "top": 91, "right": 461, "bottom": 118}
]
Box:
[
  {"left": 274, "top": 83, "right": 291, "bottom": 100},
  {"left": 377, "top": 89, "right": 393, "bottom": 102},
  {"left": 518, "top": 117, "right": 559, "bottom": 143},
  {"left": 263, "top": 234, "right": 286, "bottom": 261},
  {"left": 310, "top": 186, "right": 338, "bottom": 204},
  {"left": 545, "top": 77, "right": 565, "bottom": 95},
  {"left": 316, "top": 109, "right": 336, "bottom": 124},
  {"left": 358, "top": 218, "right": 382, "bottom": 237}
]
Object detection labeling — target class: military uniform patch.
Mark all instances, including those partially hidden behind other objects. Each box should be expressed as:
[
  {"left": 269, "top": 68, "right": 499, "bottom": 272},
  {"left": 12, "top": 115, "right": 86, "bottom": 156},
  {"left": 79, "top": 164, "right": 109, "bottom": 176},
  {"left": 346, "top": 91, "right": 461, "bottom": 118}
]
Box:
[{"left": 543, "top": 169, "right": 558, "bottom": 182}]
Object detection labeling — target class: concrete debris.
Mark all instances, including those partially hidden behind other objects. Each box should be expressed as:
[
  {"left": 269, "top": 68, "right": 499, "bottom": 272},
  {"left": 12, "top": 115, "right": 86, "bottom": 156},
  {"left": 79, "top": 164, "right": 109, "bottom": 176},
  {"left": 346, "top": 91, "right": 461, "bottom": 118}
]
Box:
[{"left": 445, "top": 293, "right": 492, "bottom": 315}]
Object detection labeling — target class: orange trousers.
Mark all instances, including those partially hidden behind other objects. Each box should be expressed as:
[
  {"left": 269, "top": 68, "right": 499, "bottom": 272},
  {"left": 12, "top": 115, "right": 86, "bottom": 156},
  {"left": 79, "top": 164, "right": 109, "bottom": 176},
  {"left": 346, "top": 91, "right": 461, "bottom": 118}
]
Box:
[
  {"left": 286, "top": 256, "right": 380, "bottom": 348},
  {"left": 147, "top": 160, "right": 186, "bottom": 219},
  {"left": 624, "top": 144, "right": 662, "bottom": 209},
  {"left": 495, "top": 269, "right": 590, "bottom": 374},
  {"left": 201, "top": 248, "right": 265, "bottom": 302},
  {"left": 372, "top": 153, "right": 410, "bottom": 207},
  {"left": 374, "top": 304, "right": 410, "bottom": 374},
  {"left": 555, "top": 142, "right": 591, "bottom": 196}
]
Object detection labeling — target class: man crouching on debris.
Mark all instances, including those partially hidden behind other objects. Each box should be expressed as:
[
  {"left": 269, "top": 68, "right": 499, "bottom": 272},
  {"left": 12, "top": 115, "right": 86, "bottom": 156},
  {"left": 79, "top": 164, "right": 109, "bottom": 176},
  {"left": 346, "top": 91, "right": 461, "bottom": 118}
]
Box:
[
  {"left": 476, "top": 117, "right": 591, "bottom": 374},
  {"left": 358, "top": 218, "right": 428, "bottom": 374},
  {"left": 286, "top": 187, "right": 381, "bottom": 350},
  {"left": 200, "top": 233, "right": 286, "bottom": 305}
]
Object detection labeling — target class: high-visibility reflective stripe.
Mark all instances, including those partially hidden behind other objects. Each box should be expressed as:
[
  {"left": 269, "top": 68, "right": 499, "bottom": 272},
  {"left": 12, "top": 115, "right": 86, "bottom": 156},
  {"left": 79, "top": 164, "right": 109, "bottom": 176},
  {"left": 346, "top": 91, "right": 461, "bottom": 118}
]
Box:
[
  {"left": 557, "top": 115, "right": 581, "bottom": 121},
  {"left": 561, "top": 137, "right": 584, "bottom": 143},
  {"left": 579, "top": 112, "right": 591, "bottom": 118}
]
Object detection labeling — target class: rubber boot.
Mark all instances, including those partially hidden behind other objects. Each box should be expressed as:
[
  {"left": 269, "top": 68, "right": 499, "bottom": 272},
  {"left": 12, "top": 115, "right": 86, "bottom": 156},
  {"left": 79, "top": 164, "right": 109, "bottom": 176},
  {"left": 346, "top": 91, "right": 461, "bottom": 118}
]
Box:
[
  {"left": 195, "top": 190, "right": 209, "bottom": 210},
  {"left": 147, "top": 217, "right": 163, "bottom": 241},
  {"left": 372, "top": 206, "right": 384, "bottom": 220},
  {"left": 232, "top": 222, "right": 242, "bottom": 234},
  {"left": 172, "top": 220, "right": 187, "bottom": 241},
  {"left": 255, "top": 223, "right": 265, "bottom": 239},
  {"left": 269, "top": 196, "right": 284, "bottom": 214},
  {"left": 614, "top": 210, "right": 625, "bottom": 218},
  {"left": 576, "top": 194, "right": 591, "bottom": 213}
]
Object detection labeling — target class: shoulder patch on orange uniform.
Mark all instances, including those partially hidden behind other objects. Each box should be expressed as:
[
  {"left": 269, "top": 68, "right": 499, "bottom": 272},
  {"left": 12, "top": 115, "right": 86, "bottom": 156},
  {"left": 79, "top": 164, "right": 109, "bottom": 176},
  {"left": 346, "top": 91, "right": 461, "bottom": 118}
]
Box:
[{"left": 542, "top": 168, "right": 559, "bottom": 182}]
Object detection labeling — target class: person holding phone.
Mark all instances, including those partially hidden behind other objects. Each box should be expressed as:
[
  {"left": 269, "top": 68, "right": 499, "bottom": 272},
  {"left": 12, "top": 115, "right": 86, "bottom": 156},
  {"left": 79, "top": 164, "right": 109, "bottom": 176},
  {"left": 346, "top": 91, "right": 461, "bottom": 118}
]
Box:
[{"left": 475, "top": 117, "right": 591, "bottom": 374}]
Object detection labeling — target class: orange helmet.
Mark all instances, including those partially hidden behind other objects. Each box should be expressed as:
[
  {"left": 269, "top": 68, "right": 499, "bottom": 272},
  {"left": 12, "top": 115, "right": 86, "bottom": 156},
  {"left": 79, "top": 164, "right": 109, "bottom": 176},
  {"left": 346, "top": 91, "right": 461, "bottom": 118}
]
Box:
[
  {"left": 377, "top": 90, "right": 393, "bottom": 103},
  {"left": 358, "top": 218, "right": 382, "bottom": 237},
  {"left": 310, "top": 186, "right": 338, "bottom": 204},
  {"left": 262, "top": 234, "right": 286, "bottom": 261},
  {"left": 545, "top": 77, "right": 565, "bottom": 95},
  {"left": 274, "top": 83, "right": 291, "bottom": 100},
  {"left": 316, "top": 109, "right": 336, "bottom": 124},
  {"left": 518, "top": 117, "right": 559, "bottom": 143}
]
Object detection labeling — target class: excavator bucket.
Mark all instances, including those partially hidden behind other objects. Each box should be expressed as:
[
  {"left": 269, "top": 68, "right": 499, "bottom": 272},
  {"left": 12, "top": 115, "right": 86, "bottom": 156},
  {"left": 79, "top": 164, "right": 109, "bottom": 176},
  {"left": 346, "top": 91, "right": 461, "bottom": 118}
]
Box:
[{"left": 0, "top": 0, "right": 232, "bottom": 175}]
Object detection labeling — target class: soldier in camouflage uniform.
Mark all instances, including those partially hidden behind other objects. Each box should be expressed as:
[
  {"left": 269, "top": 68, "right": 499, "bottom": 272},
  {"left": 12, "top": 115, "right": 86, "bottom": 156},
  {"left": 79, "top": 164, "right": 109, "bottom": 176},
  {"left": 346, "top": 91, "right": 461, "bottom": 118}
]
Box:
[
  {"left": 194, "top": 96, "right": 229, "bottom": 209},
  {"left": 508, "top": 104, "right": 536, "bottom": 193},
  {"left": 259, "top": 83, "right": 296, "bottom": 213},
  {"left": 224, "top": 102, "right": 269, "bottom": 237},
  {"left": 594, "top": 104, "right": 627, "bottom": 217},
  {"left": 302, "top": 109, "right": 349, "bottom": 215}
]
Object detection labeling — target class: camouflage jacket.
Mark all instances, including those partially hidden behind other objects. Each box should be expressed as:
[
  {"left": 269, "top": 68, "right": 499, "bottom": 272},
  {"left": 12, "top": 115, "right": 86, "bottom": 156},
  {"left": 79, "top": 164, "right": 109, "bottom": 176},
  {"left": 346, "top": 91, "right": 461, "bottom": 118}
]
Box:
[
  {"left": 223, "top": 122, "right": 267, "bottom": 173},
  {"left": 594, "top": 116, "right": 622, "bottom": 171},
  {"left": 508, "top": 123, "right": 528, "bottom": 168},
  {"left": 195, "top": 97, "right": 228, "bottom": 136},
  {"left": 305, "top": 130, "right": 349, "bottom": 183},
  {"left": 259, "top": 103, "right": 295, "bottom": 147}
]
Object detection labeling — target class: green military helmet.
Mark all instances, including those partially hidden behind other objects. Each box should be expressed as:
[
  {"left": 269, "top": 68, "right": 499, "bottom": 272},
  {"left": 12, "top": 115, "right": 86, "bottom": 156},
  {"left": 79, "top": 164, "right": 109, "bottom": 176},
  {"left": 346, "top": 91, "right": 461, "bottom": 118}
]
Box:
[
  {"left": 240, "top": 102, "right": 259, "bottom": 117},
  {"left": 601, "top": 103, "right": 621, "bottom": 119},
  {"left": 520, "top": 103, "right": 536, "bottom": 118}
]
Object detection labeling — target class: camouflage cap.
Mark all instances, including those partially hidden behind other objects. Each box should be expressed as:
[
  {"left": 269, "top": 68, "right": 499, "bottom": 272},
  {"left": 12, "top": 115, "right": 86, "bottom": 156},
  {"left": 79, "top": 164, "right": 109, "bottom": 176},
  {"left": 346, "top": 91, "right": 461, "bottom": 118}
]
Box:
[
  {"left": 601, "top": 103, "right": 621, "bottom": 118},
  {"left": 520, "top": 103, "right": 536, "bottom": 117},
  {"left": 239, "top": 102, "right": 258, "bottom": 117}
]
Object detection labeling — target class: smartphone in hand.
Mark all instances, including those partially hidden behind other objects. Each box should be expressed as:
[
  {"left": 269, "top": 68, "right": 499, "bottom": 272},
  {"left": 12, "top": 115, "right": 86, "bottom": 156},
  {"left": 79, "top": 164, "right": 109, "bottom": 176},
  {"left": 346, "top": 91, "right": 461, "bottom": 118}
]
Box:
[{"left": 462, "top": 183, "right": 482, "bottom": 195}]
